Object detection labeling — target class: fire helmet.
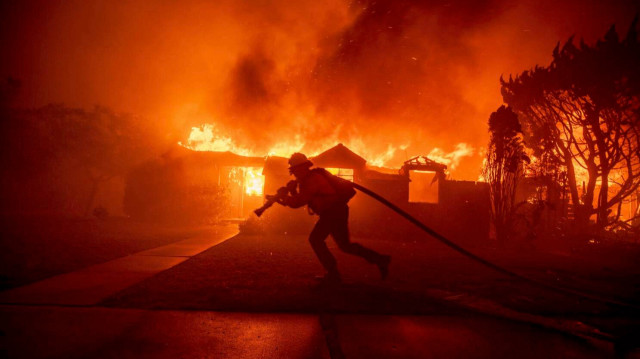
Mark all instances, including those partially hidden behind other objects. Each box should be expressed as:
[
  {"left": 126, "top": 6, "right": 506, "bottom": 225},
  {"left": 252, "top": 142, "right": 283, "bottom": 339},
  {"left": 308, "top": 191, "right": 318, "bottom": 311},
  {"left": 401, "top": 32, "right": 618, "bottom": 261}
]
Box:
[{"left": 288, "top": 152, "right": 313, "bottom": 170}]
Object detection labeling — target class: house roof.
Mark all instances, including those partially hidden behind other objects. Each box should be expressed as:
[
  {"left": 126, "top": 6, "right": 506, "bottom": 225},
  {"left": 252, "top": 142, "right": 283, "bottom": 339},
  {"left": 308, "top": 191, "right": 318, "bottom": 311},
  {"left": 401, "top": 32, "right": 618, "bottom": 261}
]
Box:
[
  {"left": 311, "top": 143, "right": 367, "bottom": 169},
  {"left": 165, "top": 144, "right": 265, "bottom": 167},
  {"left": 401, "top": 156, "right": 447, "bottom": 173},
  {"left": 171, "top": 143, "right": 370, "bottom": 175}
]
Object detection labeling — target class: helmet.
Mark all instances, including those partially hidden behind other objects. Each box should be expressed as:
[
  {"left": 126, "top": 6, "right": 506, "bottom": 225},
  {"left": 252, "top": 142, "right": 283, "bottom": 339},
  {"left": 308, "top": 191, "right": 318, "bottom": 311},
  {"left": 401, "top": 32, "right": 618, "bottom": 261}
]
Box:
[{"left": 288, "top": 152, "right": 313, "bottom": 170}]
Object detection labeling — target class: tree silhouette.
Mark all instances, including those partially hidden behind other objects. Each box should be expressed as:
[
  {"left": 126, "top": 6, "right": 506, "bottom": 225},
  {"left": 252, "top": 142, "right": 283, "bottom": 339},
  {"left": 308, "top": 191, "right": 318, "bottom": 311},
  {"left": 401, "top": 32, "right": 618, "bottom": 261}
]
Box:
[
  {"left": 501, "top": 18, "right": 640, "bottom": 230},
  {"left": 482, "top": 105, "right": 528, "bottom": 244},
  {"left": 59, "top": 106, "right": 150, "bottom": 216},
  {"left": 0, "top": 104, "right": 160, "bottom": 216}
]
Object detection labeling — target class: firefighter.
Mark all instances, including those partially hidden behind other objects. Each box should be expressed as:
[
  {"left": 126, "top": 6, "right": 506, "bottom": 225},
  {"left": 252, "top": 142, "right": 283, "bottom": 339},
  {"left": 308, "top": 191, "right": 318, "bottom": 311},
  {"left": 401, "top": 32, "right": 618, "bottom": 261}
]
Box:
[{"left": 270, "top": 152, "right": 391, "bottom": 284}]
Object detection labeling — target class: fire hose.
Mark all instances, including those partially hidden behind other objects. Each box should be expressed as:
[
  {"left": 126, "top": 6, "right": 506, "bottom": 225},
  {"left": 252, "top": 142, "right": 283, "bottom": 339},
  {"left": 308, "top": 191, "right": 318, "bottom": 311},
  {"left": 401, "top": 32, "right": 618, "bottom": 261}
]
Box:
[
  {"left": 255, "top": 182, "right": 639, "bottom": 311},
  {"left": 254, "top": 186, "right": 289, "bottom": 217}
]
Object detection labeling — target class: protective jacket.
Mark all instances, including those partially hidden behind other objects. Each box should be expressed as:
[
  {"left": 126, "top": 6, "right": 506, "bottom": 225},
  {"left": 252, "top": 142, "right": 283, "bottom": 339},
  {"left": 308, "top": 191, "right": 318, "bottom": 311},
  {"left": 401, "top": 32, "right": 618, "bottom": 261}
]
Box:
[{"left": 283, "top": 170, "right": 341, "bottom": 215}]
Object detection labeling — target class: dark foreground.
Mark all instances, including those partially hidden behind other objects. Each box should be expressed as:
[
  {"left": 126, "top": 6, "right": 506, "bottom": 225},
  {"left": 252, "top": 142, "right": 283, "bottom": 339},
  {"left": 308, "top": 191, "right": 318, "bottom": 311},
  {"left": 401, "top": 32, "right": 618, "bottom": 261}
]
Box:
[
  {"left": 0, "top": 216, "right": 209, "bottom": 290},
  {"left": 104, "top": 232, "right": 640, "bottom": 333},
  {"left": 0, "top": 305, "right": 612, "bottom": 359},
  {"left": 1, "top": 223, "right": 639, "bottom": 358}
]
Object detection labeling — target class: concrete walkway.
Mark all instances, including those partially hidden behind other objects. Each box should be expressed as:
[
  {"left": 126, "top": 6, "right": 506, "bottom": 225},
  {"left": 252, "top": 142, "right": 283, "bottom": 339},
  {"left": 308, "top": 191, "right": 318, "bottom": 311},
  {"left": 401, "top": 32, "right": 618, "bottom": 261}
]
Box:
[{"left": 0, "top": 225, "right": 238, "bottom": 306}]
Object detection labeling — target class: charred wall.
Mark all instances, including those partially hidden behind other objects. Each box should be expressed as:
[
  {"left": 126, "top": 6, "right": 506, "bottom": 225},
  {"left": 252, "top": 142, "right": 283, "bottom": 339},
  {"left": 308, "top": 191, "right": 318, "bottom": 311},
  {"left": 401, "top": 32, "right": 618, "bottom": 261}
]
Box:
[{"left": 351, "top": 176, "right": 489, "bottom": 244}]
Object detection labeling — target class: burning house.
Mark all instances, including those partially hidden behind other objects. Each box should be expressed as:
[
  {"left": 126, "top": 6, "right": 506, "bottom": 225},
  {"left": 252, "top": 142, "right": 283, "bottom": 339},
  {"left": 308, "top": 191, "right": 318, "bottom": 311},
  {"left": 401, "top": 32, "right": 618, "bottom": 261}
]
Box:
[
  {"left": 128, "top": 143, "right": 489, "bottom": 242},
  {"left": 123, "top": 145, "right": 266, "bottom": 223},
  {"left": 352, "top": 153, "right": 490, "bottom": 242}
]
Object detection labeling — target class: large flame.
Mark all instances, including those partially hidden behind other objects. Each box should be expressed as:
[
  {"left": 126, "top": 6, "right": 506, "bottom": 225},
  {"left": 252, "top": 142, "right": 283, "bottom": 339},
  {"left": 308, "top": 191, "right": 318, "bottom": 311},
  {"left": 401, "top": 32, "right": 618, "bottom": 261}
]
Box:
[
  {"left": 427, "top": 143, "right": 474, "bottom": 170},
  {"left": 181, "top": 123, "right": 474, "bottom": 171},
  {"left": 180, "top": 124, "right": 253, "bottom": 156},
  {"left": 6, "top": 0, "right": 636, "bottom": 186},
  {"left": 244, "top": 167, "right": 264, "bottom": 196}
]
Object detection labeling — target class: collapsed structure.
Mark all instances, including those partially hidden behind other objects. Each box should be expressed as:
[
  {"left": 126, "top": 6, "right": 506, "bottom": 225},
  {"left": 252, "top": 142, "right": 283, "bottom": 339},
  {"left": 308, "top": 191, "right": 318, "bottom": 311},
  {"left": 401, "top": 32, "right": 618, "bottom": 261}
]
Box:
[{"left": 125, "top": 143, "right": 489, "bottom": 242}]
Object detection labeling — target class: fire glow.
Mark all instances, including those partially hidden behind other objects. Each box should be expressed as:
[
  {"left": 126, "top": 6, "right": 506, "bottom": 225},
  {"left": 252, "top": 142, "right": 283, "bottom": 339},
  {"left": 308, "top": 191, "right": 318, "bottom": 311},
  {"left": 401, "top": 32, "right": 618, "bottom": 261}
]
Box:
[
  {"left": 180, "top": 123, "right": 477, "bottom": 196},
  {"left": 244, "top": 168, "right": 264, "bottom": 196},
  {"left": 181, "top": 123, "right": 475, "bottom": 174},
  {"left": 5, "top": 0, "right": 636, "bottom": 193}
]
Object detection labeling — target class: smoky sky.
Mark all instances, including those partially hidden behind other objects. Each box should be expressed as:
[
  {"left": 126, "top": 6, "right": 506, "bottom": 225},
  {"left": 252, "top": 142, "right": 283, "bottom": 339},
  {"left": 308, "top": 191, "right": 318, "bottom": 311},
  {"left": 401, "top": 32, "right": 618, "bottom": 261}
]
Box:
[{"left": 1, "top": 0, "right": 638, "bottom": 178}]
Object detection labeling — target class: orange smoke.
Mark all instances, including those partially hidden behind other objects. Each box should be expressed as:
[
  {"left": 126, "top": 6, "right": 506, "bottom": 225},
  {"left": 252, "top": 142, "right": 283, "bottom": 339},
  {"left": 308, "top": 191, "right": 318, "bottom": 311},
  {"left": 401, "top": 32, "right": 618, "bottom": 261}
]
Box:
[{"left": 2, "top": 1, "right": 638, "bottom": 179}]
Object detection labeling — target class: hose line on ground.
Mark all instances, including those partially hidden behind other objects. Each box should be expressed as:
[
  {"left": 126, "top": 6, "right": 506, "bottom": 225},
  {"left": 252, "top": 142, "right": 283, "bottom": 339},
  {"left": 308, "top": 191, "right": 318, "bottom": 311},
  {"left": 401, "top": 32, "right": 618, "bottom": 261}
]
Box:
[{"left": 352, "top": 182, "right": 639, "bottom": 311}]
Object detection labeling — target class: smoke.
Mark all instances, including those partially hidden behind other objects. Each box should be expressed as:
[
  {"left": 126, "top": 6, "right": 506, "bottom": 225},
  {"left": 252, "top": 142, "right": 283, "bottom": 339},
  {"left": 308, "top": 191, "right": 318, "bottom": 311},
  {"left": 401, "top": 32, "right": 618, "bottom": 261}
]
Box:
[{"left": 1, "top": 0, "right": 638, "bottom": 179}]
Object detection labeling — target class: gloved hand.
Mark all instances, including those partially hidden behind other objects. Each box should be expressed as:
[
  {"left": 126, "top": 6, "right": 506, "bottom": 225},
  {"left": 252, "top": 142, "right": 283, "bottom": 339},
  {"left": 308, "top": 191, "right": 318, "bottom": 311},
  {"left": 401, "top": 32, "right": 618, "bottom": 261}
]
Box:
[
  {"left": 276, "top": 186, "right": 289, "bottom": 197},
  {"left": 286, "top": 180, "right": 298, "bottom": 194}
]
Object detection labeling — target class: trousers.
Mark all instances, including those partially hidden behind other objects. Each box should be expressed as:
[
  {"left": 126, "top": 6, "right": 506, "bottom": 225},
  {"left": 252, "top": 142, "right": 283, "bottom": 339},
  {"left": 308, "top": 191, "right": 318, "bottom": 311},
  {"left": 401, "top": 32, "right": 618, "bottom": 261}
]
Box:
[{"left": 309, "top": 204, "right": 382, "bottom": 273}]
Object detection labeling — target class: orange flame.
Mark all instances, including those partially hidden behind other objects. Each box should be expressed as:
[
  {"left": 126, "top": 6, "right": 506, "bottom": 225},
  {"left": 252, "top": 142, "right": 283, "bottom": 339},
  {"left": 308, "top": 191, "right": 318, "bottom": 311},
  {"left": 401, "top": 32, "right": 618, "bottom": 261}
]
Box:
[
  {"left": 181, "top": 124, "right": 474, "bottom": 173},
  {"left": 426, "top": 143, "right": 474, "bottom": 170},
  {"left": 180, "top": 124, "right": 253, "bottom": 156},
  {"left": 244, "top": 167, "right": 264, "bottom": 196}
]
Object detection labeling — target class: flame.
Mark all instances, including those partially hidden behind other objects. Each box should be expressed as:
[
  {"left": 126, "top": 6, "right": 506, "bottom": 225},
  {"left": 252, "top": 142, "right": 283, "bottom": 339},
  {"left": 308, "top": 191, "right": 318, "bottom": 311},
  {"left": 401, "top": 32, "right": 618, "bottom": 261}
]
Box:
[
  {"left": 346, "top": 141, "right": 409, "bottom": 167},
  {"left": 180, "top": 124, "right": 252, "bottom": 156},
  {"left": 560, "top": 118, "right": 619, "bottom": 189},
  {"left": 181, "top": 123, "right": 306, "bottom": 158},
  {"left": 267, "top": 134, "right": 305, "bottom": 157},
  {"left": 426, "top": 143, "right": 474, "bottom": 170},
  {"left": 244, "top": 167, "right": 264, "bottom": 196},
  {"left": 181, "top": 124, "right": 474, "bottom": 174},
  {"left": 181, "top": 123, "right": 416, "bottom": 168}
]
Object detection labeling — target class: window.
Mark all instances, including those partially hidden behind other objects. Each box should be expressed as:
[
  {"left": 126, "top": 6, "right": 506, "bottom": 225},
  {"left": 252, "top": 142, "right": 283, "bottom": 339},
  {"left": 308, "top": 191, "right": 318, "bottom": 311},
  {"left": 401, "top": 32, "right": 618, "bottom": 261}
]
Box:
[
  {"left": 326, "top": 168, "right": 354, "bottom": 182},
  {"left": 409, "top": 170, "right": 438, "bottom": 203},
  {"left": 242, "top": 167, "right": 264, "bottom": 196}
]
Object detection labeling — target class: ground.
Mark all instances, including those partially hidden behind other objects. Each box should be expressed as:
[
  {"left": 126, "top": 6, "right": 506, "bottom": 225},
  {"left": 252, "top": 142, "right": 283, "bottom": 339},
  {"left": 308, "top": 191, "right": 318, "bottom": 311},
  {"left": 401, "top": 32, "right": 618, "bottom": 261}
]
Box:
[
  {"left": 1, "top": 217, "right": 639, "bottom": 358},
  {"left": 101, "top": 235, "right": 640, "bottom": 314},
  {"left": 102, "top": 232, "right": 640, "bottom": 335},
  {"left": 0, "top": 215, "right": 207, "bottom": 290}
]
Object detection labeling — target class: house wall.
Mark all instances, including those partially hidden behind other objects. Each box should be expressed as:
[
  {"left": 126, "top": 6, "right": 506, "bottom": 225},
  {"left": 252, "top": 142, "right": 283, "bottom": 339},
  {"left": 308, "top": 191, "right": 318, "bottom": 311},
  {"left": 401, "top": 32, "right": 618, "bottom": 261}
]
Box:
[
  {"left": 258, "top": 154, "right": 489, "bottom": 243},
  {"left": 350, "top": 178, "right": 489, "bottom": 244},
  {"left": 439, "top": 180, "right": 490, "bottom": 243}
]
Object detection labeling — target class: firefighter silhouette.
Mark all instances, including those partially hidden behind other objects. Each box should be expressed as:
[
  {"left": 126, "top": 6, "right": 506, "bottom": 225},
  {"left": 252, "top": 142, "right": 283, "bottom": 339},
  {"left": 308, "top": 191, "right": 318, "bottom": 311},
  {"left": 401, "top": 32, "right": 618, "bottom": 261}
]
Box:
[{"left": 270, "top": 153, "right": 391, "bottom": 283}]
